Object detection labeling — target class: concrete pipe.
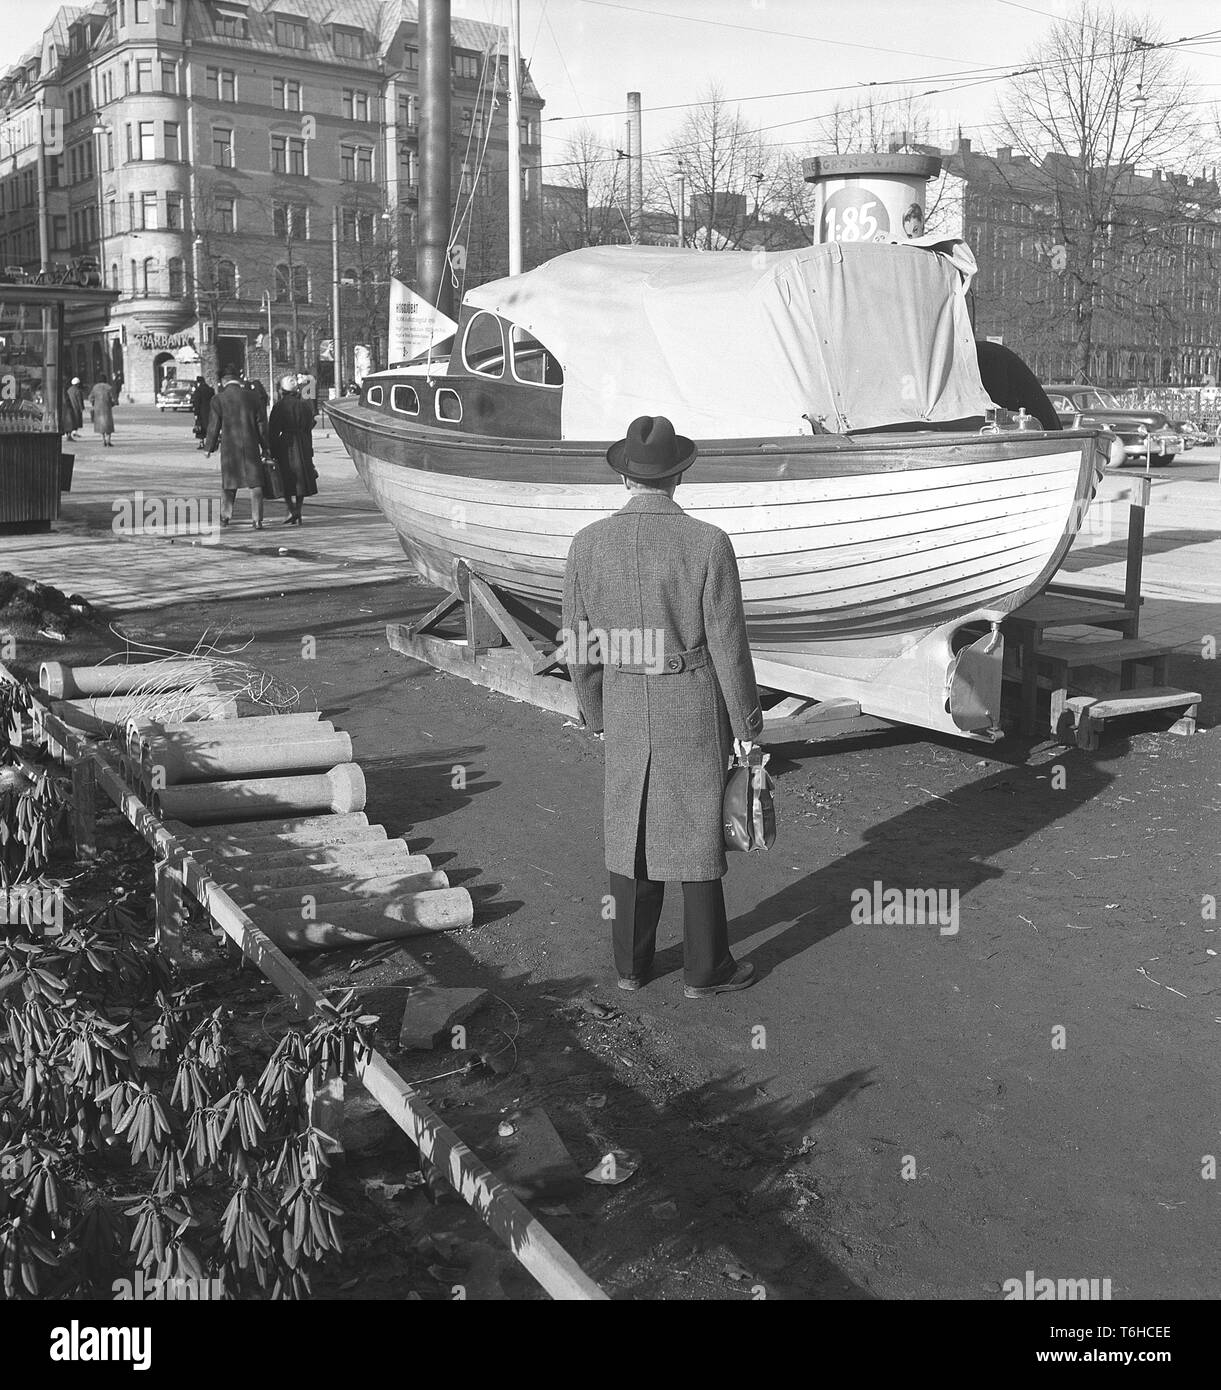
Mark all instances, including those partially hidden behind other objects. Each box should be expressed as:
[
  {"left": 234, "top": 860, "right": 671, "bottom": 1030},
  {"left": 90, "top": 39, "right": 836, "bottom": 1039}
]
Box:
[
  {"left": 128, "top": 712, "right": 325, "bottom": 755},
  {"left": 198, "top": 841, "right": 420, "bottom": 872},
  {"left": 176, "top": 825, "right": 390, "bottom": 857},
  {"left": 145, "top": 731, "right": 354, "bottom": 786},
  {"left": 221, "top": 861, "right": 443, "bottom": 894},
  {"left": 41, "top": 658, "right": 216, "bottom": 700},
  {"left": 251, "top": 888, "right": 474, "bottom": 952},
  {"left": 163, "top": 813, "right": 371, "bottom": 842},
  {"left": 53, "top": 694, "right": 237, "bottom": 736},
  {"left": 153, "top": 763, "right": 365, "bottom": 825}
]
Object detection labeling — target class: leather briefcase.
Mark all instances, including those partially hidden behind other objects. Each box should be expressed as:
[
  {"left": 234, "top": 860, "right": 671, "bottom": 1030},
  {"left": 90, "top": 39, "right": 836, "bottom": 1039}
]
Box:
[{"left": 723, "top": 741, "right": 777, "bottom": 852}]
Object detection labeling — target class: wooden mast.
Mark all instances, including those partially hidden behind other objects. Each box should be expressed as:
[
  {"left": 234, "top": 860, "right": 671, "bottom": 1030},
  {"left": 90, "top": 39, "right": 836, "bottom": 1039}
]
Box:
[{"left": 418, "top": 0, "right": 454, "bottom": 317}]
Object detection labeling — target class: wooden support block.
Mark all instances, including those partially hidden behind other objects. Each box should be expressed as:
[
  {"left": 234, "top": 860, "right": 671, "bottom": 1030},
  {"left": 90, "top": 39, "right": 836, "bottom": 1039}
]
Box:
[
  {"left": 399, "top": 985, "right": 489, "bottom": 1050},
  {"left": 154, "top": 856, "right": 187, "bottom": 963},
  {"left": 71, "top": 755, "right": 98, "bottom": 860}
]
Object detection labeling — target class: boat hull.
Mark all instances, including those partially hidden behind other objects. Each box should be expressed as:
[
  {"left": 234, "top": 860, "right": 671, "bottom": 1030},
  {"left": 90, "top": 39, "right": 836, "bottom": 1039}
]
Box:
[{"left": 329, "top": 401, "right": 1103, "bottom": 739}]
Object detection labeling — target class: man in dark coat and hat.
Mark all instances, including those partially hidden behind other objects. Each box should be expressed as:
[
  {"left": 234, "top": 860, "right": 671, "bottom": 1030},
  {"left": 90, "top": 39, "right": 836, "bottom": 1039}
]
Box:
[
  {"left": 562, "top": 416, "right": 764, "bottom": 998},
  {"left": 204, "top": 366, "right": 269, "bottom": 528},
  {"left": 190, "top": 376, "right": 215, "bottom": 448}
]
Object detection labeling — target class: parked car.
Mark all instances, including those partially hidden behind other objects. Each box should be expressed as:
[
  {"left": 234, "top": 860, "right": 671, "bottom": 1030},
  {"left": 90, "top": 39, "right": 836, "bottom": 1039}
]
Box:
[
  {"left": 1045, "top": 385, "right": 1182, "bottom": 465},
  {"left": 156, "top": 381, "right": 193, "bottom": 412}
]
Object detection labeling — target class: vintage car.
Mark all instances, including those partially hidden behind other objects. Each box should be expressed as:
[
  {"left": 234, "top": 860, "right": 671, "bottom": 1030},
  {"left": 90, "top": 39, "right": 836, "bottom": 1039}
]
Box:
[
  {"left": 155, "top": 381, "right": 193, "bottom": 412},
  {"left": 1045, "top": 385, "right": 1182, "bottom": 464}
]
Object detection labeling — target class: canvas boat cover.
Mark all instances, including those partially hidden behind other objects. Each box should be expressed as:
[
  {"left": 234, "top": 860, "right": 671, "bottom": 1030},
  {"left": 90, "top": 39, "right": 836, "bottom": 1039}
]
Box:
[{"left": 464, "top": 240, "right": 991, "bottom": 441}]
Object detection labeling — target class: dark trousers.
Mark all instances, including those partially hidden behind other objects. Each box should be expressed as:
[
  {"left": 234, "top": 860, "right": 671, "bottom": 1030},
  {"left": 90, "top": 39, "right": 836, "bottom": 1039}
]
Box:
[
  {"left": 608, "top": 781, "right": 733, "bottom": 986},
  {"left": 608, "top": 871, "right": 732, "bottom": 987}
]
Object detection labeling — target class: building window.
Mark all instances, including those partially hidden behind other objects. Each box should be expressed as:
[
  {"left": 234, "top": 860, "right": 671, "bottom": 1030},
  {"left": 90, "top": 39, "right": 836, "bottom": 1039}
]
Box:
[
  {"left": 164, "top": 121, "right": 179, "bottom": 161},
  {"left": 403, "top": 46, "right": 418, "bottom": 69},
  {"left": 162, "top": 0, "right": 177, "bottom": 20},
  {"left": 215, "top": 258, "right": 236, "bottom": 296},
  {"left": 133, "top": 0, "right": 149, "bottom": 23},
  {"left": 342, "top": 89, "right": 369, "bottom": 121},
  {"left": 52, "top": 215, "right": 68, "bottom": 251},
  {"left": 340, "top": 208, "right": 374, "bottom": 242},
  {"left": 141, "top": 256, "right": 155, "bottom": 295},
  {"left": 138, "top": 121, "right": 155, "bottom": 160},
  {"left": 272, "top": 328, "right": 289, "bottom": 358},
  {"left": 125, "top": 123, "right": 133, "bottom": 160},
  {"left": 105, "top": 197, "right": 117, "bottom": 234},
  {"left": 166, "top": 193, "right": 183, "bottom": 228},
  {"left": 453, "top": 52, "right": 480, "bottom": 80},
  {"left": 168, "top": 257, "right": 184, "bottom": 297},
  {"left": 340, "top": 143, "right": 373, "bottom": 182},
  {"left": 397, "top": 92, "right": 416, "bottom": 127},
  {"left": 271, "top": 134, "right": 307, "bottom": 176},
  {"left": 213, "top": 128, "right": 234, "bottom": 167},
  {"left": 135, "top": 58, "right": 152, "bottom": 91},
  {"left": 159, "top": 60, "right": 178, "bottom": 93},
  {"left": 206, "top": 67, "right": 236, "bottom": 101},
  {"left": 213, "top": 9, "right": 245, "bottom": 39},
  {"left": 275, "top": 262, "right": 309, "bottom": 303},
  {"left": 130, "top": 257, "right": 137, "bottom": 293},
  {"left": 105, "top": 129, "right": 114, "bottom": 169},
  {"left": 333, "top": 28, "right": 362, "bottom": 59},
  {"left": 47, "top": 155, "right": 62, "bottom": 187},
  {"left": 273, "top": 203, "right": 308, "bottom": 238},
  {"left": 141, "top": 191, "right": 158, "bottom": 229},
  {"left": 215, "top": 196, "right": 236, "bottom": 232},
  {"left": 275, "top": 17, "right": 306, "bottom": 49},
  {"left": 274, "top": 77, "right": 301, "bottom": 111},
  {"left": 101, "top": 70, "right": 113, "bottom": 103}
]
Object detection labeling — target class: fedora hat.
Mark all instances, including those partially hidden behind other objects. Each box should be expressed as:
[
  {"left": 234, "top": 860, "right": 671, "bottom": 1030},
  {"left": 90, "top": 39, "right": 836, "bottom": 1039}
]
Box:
[{"left": 606, "top": 415, "right": 697, "bottom": 482}]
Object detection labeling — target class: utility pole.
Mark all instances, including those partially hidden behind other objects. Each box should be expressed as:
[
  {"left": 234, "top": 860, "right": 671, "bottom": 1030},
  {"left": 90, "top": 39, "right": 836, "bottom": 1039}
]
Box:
[
  {"left": 418, "top": 0, "right": 454, "bottom": 316},
  {"left": 628, "top": 92, "right": 643, "bottom": 244},
  {"left": 675, "top": 160, "right": 686, "bottom": 247},
  {"left": 507, "top": 0, "right": 523, "bottom": 275},
  {"left": 331, "top": 205, "right": 342, "bottom": 398}
]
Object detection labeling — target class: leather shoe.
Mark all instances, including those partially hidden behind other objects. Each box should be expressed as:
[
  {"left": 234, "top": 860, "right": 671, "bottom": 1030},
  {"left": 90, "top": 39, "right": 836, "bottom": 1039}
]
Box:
[
  {"left": 617, "top": 975, "right": 646, "bottom": 991},
  {"left": 684, "top": 961, "right": 755, "bottom": 999}
]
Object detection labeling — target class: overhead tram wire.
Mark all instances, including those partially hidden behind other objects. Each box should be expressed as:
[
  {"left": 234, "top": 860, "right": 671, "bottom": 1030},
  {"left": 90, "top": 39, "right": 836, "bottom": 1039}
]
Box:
[{"left": 534, "top": 24, "right": 1221, "bottom": 128}]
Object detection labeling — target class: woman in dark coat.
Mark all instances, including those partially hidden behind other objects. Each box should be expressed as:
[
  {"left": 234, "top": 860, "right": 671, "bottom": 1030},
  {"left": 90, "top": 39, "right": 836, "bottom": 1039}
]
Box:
[
  {"left": 267, "top": 374, "right": 318, "bottom": 524},
  {"left": 89, "top": 378, "right": 116, "bottom": 446},
  {"left": 64, "top": 378, "right": 84, "bottom": 439}
]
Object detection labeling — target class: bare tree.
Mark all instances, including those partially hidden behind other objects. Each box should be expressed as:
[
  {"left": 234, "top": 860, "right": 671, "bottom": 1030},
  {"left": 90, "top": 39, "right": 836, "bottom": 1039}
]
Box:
[
  {"left": 811, "top": 88, "right": 934, "bottom": 155},
  {"left": 542, "top": 125, "right": 631, "bottom": 253},
  {"left": 657, "top": 85, "right": 784, "bottom": 249},
  {"left": 991, "top": 1, "right": 1214, "bottom": 380}
]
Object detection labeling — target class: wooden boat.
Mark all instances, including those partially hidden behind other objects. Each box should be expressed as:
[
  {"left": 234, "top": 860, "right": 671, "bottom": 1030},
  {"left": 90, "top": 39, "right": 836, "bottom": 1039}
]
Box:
[{"left": 327, "top": 243, "right": 1106, "bottom": 741}]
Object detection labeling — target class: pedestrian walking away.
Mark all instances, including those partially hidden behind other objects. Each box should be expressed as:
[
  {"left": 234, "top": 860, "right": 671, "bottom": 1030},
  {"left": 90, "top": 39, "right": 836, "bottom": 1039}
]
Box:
[
  {"left": 267, "top": 374, "right": 319, "bottom": 525},
  {"left": 190, "top": 375, "right": 215, "bottom": 449},
  {"left": 562, "top": 414, "right": 765, "bottom": 999},
  {"left": 204, "top": 365, "right": 269, "bottom": 528},
  {"left": 64, "top": 377, "right": 84, "bottom": 440},
  {"left": 88, "top": 378, "right": 117, "bottom": 446}
]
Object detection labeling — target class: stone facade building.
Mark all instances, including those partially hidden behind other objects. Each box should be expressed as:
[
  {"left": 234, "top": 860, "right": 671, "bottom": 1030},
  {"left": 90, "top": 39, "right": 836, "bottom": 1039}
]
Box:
[{"left": 0, "top": 0, "right": 544, "bottom": 402}]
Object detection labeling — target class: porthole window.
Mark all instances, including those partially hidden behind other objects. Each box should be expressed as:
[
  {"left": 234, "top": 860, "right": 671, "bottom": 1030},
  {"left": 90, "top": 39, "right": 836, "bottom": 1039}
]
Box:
[
  {"left": 391, "top": 383, "right": 419, "bottom": 414},
  {"left": 366, "top": 384, "right": 383, "bottom": 405},
  {"left": 462, "top": 310, "right": 504, "bottom": 377},
  {"left": 435, "top": 388, "right": 462, "bottom": 422}
]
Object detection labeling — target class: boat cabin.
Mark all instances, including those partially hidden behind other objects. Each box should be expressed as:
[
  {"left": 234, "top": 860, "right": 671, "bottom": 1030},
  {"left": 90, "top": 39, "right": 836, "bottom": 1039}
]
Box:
[{"left": 360, "top": 305, "right": 564, "bottom": 440}]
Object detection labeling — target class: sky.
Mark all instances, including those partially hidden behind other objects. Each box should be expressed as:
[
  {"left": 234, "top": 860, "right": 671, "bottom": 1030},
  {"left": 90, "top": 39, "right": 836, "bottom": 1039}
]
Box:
[{"left": 8, "top": 0, "right": 1221, "bottom": 174}]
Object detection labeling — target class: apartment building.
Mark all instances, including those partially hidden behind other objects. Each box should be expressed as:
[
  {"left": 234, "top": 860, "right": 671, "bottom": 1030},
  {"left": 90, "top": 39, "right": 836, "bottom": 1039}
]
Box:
[{"left": 0, "top": 0, "right": 545, "bottom": 401}]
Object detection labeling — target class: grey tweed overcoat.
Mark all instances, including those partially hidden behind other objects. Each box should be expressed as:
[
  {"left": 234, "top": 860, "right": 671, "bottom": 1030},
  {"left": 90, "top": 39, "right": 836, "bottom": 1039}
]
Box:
[{"left": 562, "top": 491, "right": 764, "bottom": 881}]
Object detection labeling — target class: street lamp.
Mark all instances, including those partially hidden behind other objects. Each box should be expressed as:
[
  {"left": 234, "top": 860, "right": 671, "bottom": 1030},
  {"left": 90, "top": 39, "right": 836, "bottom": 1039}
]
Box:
[{"left": 674, "top": 160, "right": 686, "bottom": 247}]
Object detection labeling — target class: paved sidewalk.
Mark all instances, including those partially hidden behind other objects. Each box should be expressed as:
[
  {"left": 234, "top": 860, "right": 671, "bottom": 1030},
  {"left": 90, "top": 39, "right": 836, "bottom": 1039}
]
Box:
[{"left": 5, "top": 406, "right": 411, "bottom": 612}]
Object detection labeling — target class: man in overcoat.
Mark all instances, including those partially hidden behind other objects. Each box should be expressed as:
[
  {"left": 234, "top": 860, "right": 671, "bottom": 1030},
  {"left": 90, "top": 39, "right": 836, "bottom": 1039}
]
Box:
[
  {"left": 563, "top": 415, "right": 764, "bottom": 998},
  {"left": 204, "top": 366, "right": 269, "bottom": 528}
]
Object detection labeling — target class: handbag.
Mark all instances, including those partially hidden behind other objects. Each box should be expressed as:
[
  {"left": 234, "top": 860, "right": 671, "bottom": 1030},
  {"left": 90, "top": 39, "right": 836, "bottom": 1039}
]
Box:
[
  {"left": 260, "top": 455, "right": 285, "bottom": 497},
  {"left": 723, "top": 739, "right": 777, "bottom": 852}
]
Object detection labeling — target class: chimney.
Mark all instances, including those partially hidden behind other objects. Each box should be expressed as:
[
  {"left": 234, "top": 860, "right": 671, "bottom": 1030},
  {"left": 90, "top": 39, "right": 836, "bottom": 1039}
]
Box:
[
  {"left": 953, "top": 134, "right": 971, "bottom": 154},
  {"left": 995, "top": 146, "right": 1012, "bottom": 162}
]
